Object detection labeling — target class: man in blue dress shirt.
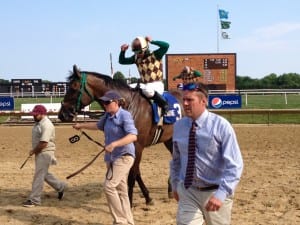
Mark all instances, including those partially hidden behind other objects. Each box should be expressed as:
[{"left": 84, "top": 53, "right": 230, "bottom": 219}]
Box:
[{"left": 170, "top": 82, "right": 243, "bottom": 225}]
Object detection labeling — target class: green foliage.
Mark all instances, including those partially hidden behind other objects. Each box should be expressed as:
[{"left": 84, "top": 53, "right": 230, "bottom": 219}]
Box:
[
  {"left": 277, "top": 73, "right": 300, "bottom": 88},
  {"left": 129, "top": 77, "right": 139, "bottom": 84},
  {"left": 113, "top": 71, "right": 125, "bottom": 80},
  {"left": 236, "top": 72, "right": 300, "bottom": 89},
  {"left": 0, "top": 79, "right": 10, "bottom": 84}
]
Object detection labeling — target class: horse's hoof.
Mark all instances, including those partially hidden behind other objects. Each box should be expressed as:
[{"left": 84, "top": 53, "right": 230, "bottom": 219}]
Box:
[{"left": 146, "top": 198, "right": 154, "bottom": 205}]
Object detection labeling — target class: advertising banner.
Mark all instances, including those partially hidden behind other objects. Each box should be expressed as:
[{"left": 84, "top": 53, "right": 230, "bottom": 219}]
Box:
[
  {"left": 0, "top": 97, "right": 14, "bottom": 111},
  {"left": 208, "top": 95, "right": 242, "bottom": 109}
]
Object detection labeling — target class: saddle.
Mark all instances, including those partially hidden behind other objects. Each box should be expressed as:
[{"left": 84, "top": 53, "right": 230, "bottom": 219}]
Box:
[{"left": 130, "top": 84, "right": 181, "bottom": 125}]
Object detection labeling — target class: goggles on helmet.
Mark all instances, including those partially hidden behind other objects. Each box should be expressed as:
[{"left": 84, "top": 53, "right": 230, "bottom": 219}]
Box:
[{"left": 131, "top": 36, "right": 148, "bottom": 53}]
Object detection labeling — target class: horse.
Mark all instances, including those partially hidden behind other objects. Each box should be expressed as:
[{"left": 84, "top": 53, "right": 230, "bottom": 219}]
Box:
[{"left": 58, "top": 65, "right": 183, "bottom": 206}]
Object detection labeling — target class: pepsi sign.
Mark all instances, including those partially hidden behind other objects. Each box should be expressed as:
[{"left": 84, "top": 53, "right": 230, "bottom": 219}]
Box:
[
  {"left": 208, "top": 95, "right": 242, "bottom": 109},
  {"left": 0, "top": 97, "right": 14, "bottom": 111}
]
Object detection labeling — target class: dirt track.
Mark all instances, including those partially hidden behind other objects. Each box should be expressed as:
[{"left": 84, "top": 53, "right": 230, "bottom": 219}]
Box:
[{"left": 0, "top": 124, "right": 299, "bottom": 225}]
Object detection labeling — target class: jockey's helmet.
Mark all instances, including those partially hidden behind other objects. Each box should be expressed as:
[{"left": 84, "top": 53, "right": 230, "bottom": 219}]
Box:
[{"left": 131, "top": 36, "right": 149, "bottom": 54}]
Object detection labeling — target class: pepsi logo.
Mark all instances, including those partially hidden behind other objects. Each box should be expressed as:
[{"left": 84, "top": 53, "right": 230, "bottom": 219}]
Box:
[{"left": 211, "top": 97, "right": 222, "bottom": 108}]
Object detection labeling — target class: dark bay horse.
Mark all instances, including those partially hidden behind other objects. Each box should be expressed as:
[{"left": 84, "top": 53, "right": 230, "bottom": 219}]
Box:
[{"left": 58, "top": 65, "right": 183, "bottom": 206}]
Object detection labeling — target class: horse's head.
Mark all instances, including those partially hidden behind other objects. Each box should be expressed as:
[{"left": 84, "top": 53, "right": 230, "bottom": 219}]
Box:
[
  {"left": 59, "top": 64, "right": 145, "bottom": 122},
  {"left": 58, "top": 65, "right": 96, "bottom": 122}
]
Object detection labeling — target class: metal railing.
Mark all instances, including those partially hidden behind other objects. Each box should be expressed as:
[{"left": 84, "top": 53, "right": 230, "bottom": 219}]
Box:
[{"left": 0, "top": 91, "right": 66, "bottom": 98}]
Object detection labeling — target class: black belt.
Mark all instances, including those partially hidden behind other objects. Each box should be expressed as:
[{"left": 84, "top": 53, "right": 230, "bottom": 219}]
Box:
[
  {"left": 194, "top": 185, "right": 219, "bottom": 191},
  {"left": 122, "top": 153, "right": 132, "bottom": 156}
]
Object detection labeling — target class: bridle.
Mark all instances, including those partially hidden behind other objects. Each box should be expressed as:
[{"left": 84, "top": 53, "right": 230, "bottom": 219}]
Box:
[
  {"left": 60, "top": 72, "right": 95, "bottom": 121},
  {"left": 75, "top": 72, "right": 94, "bottom": 112}
]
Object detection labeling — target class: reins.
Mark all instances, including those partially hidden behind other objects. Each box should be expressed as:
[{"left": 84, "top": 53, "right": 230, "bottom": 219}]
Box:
[
  {"left": 66, "top": 130, "right": 114, "bottom": 180},
  {"left": 81, "top": 131, "right": 104, "bottom": 148},
  {"left": 66, "top": 130, "right": 105, "bottom": 179}
]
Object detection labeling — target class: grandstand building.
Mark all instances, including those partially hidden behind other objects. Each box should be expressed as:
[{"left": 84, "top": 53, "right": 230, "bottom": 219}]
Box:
[{"left": 0, "top": 79, "right": 68, "bottom": 97}]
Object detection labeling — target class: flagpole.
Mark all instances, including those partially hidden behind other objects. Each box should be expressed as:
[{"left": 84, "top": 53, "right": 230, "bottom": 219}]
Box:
[
  {"left": 217, "top": 5, "right": 220, "bottom": 53},
  {"left": 110, "top": 53, "right": 113, "bottom": 77}
]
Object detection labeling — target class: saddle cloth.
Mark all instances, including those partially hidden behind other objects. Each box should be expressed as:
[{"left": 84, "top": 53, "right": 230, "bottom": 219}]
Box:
[{"left": 152, "top": 92, "right": 181, "bottom": 124}]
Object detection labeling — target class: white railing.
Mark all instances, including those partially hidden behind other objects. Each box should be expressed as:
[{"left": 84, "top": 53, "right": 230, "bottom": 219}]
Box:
[
  {"left": 208, "top": 89, "right": 300, "bottom": 106},
  {"left": 209, "top": 89, "right": 300, "bottom": 94},
  {"left": 0, "top": 91, "right": 66, "bottom": 98},
  {"left": 1, "top": 89, "right": 300, "bottom": 107}
]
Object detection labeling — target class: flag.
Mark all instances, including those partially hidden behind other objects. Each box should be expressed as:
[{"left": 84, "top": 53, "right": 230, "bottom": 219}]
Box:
[
  {"left": 221, "top": 20, "right": 231, "bottom": 29},
  {"left": 222, "top": 31, "right": 230, "bottom": 39},
  {"left": 219, "top": 9, "right": 229, "bottom": 19}
]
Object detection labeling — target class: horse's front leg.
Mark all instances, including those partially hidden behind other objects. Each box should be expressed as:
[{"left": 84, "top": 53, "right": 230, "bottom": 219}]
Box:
[
  {"left": 136, "top": 172, "right": 153, "bottom": 205},
  {"left": 128, "top": 168, "right": 136, "bottom": 207},
  {"left": 164, "top": 139, "right": 174, "bottom": 199},
  {"left": 168, "top": 176, "right": 173, "bottom": 199},
  {"left": 128, "top": 144, "right": 153, "bottom": 206},
  {"left": 128, "top": 167, "right": 153, "bottom": 207}
]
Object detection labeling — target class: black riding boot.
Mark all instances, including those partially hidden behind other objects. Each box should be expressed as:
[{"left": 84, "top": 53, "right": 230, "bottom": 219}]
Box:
[{"left": 152, "top": 91, "right": 169, "bottom": 115}]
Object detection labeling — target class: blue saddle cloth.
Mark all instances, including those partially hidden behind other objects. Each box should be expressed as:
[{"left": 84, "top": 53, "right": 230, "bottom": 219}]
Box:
[{"left": 152, "top": 92, "right": 181, "bottom": 124}]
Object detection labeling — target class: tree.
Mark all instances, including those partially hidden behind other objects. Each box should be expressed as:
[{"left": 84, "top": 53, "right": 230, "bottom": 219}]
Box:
[
  {"left": 278, "top": 73, "right": 300, "bottom": 88},
  {"left": 0, "top": 79, "right": 10, "bottom": 84},
  {"left": 261, "top": 73, "right": 278, "bottom": 88},
  {"left": 236, "top": 73, "right": 300, "bottom": 89},
  {"left": 113, "top": 71, "right": 125, "bottom": 80},
  {"left": 236, "top": 76, "right": 256, "bottom": 89}
]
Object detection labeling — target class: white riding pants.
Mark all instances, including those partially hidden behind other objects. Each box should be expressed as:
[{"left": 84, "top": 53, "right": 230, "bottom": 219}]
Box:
[{"left": 129, "top": 81, "right": 164, "bottom": 98}]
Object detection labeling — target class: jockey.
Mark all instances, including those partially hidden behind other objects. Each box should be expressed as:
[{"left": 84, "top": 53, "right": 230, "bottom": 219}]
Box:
[
  {"left": 173, "top": 66, "right": 202, "bottom": 87},
  {"left": 119, "top": 36, "right": 170, "bottom": 115}
]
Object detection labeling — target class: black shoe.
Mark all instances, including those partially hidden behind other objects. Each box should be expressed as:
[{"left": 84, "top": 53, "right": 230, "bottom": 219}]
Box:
[
  {"left": 23, "top": 200, "right": 36, "bottom": 207},
  {"left": 162, "top": 104, "right": 169, "bottom": 116},
  {"left": 58, "top": 190, "right": 64, "bottom": 200},
  {"left": 152, "top": 91, "right": 169, "bottom": 116}
]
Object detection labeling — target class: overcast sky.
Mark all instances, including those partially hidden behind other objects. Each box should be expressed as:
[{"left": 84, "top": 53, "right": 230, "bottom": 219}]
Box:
[{"left": 1, "top": 0, "right": 299, "bottom": 81}]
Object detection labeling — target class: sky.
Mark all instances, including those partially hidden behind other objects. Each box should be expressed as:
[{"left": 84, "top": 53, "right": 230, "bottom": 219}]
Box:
[{"left": 1, "top": 0, "right": 300, "bottom": 82}]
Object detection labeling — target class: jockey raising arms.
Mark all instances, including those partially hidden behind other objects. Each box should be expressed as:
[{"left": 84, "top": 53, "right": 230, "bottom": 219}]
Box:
[{"left": 119, "top": 36, "right": 169, "bottom": 115}]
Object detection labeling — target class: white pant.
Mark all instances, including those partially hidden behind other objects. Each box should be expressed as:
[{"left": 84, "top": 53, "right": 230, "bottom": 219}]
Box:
[
  {"left": 129, "top": 81, "right": 164, "bottom": 98},
  {"left": 176, "top": 182, "right": 233, "bottom": 225}
]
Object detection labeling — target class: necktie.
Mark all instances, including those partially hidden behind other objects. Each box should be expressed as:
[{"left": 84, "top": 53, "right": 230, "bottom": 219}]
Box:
[{"left": 184, "top": 121, "right": 197, "bottom": 189}]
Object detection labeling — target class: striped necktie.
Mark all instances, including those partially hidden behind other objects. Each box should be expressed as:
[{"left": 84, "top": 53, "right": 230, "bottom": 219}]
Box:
[{"left": 184, "top": 121, "right": 197, "bottom": 189}]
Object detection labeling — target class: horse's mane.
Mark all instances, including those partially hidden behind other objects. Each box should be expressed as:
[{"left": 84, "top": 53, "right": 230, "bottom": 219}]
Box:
[{"left": 67, "top": 70, "right": 132, "bottom": 92}]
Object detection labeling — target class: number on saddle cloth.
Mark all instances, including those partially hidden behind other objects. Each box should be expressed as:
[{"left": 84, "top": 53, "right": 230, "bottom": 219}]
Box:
[{"left": 152, "top": 92, "right": 181, "bottom": 124}]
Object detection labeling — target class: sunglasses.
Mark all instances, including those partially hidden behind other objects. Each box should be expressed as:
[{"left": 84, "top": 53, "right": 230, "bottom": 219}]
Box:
[
  {"left": 102, "top": 100, "right": 114, "bottom": 105},
  {"left": 182, "top": 83, "right": 208, "bottom": 97},
  {"left": 133, "top": 49, "right": 144, "bottom": 54}
]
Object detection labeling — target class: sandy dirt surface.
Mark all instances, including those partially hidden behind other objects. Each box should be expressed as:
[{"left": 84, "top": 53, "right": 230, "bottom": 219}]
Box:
[{"left": 0, "top": 124, "right": 299, "bottom": 225}]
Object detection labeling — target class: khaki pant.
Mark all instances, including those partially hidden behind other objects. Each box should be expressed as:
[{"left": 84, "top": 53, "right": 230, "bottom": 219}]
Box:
[
  {"left": 29, "top": 151, "right": 65, "bottom": 205},
  {"left": 104, "top": 155, "right": 135, "bottom": 225},
  {"left": 176, "top": 182, "right": 233, "bottom": 225}
]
